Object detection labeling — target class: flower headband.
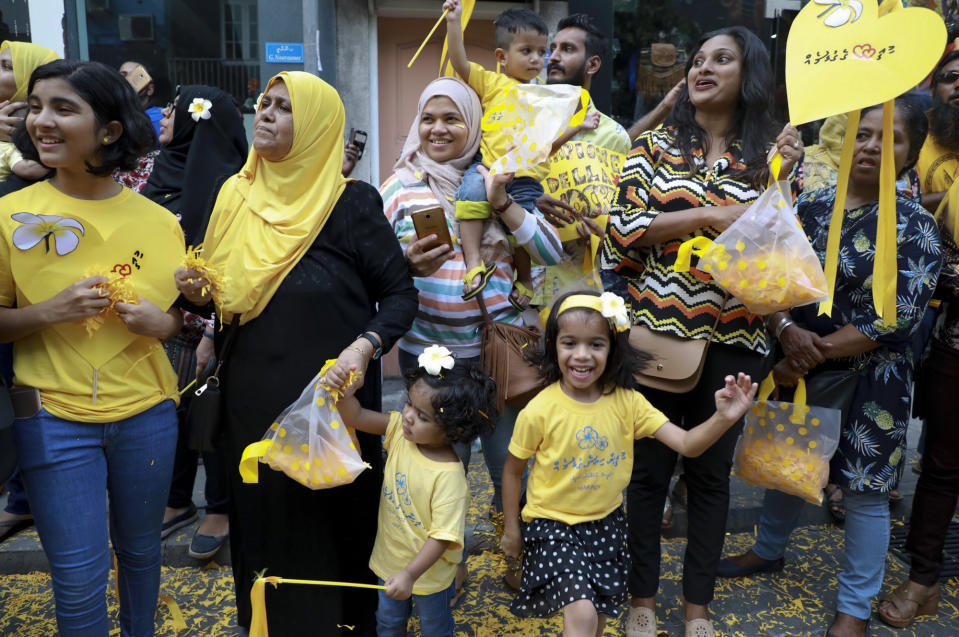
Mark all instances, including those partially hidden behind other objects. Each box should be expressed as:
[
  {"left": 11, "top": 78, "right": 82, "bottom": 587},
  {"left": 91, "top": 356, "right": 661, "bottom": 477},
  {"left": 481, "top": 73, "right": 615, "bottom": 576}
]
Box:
[
  {"left": 418, "top": 344, "right": 455, "bottom": 376},
  {"left": 556, "top": 292, "right": 630, "bottom": 333}
]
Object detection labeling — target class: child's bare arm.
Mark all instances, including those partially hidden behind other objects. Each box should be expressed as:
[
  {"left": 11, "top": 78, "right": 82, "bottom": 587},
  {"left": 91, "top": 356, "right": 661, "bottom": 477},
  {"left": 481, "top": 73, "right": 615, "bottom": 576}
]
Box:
[
  {"left": 500, "top": 452, "right": 526, "bottom": 557},
  {"left": 653, "top": 373, "right": 757, "bottom": 457},
  {"left": 11, "top": 159, "right": 50, "bottom": 181},
  {"left": 384, "top": 537, "right": 451, "bottom": 600},
  {"left": 443, "top": 0, "right": 470, "bottom": 81},
  {"left": 549, "top": 111, "right": 601, "bottom": 155},
  {"left": 336, "top": 393, "right": 391, "bottom": 436}
]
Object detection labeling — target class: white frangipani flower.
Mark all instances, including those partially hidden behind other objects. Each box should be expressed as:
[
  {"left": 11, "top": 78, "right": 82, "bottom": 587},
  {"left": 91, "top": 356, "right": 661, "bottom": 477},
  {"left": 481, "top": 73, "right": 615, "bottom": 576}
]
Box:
[
  {"left": 188, "top": 97, "right": 213, "bottom": 122},
  {"left": 418, "top": 345, "right": 455, "bottom": 376},
  {"left": 11, "top": 213, "right": 84, "bottom": 256},
  {"left": 814, "top": 0, "right": 863, "bottom": 28}
]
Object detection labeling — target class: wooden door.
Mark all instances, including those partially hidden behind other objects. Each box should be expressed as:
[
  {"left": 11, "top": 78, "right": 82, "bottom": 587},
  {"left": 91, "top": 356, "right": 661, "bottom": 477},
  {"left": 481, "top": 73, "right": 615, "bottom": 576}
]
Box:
[{"left": 377, "top": 17, "right": 496, "bottom": 184}]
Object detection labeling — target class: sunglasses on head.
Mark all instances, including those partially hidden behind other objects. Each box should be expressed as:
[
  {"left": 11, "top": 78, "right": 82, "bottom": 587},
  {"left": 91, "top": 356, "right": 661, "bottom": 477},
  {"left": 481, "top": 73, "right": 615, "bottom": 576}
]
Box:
[{"left": 937, "top": 70, "right": 959, "bottom": 85}]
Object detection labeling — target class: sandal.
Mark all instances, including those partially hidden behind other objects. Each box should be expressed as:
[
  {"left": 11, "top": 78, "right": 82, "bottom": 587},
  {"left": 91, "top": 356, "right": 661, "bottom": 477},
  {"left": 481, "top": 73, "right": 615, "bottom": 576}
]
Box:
[
  {"left": 824, "top": 484, "right": 845, "bottom": 524},
  {"left": 449, "top": 563, "right": 468, "bottom": 608},
  {"left": 878, "top": 581, "right": 940, "bottom": 628},
  {"left": 508, "top": 280, "right": 533, "bottom": 312},
  {"left": 625, "top": 606, "right": 656, "bottom": 637},
  {"left": 685, "top": 617, "right": 715, "bottom": 637},
  {"left": 462, "top": 261, "right": 497, "bottom": 301}
]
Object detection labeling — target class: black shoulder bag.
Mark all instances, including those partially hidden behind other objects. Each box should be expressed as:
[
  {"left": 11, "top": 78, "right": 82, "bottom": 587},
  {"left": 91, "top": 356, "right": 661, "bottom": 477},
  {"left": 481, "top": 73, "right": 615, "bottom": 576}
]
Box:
[{"left": 186, "top": 315, "right": 240, "bottom": 452}]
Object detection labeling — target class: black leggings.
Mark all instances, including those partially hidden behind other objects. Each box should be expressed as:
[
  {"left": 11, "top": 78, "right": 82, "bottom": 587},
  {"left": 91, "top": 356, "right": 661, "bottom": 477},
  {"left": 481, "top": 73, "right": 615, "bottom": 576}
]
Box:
[{"left": 626, "top": 341, "right": 763, "bottom": 605}]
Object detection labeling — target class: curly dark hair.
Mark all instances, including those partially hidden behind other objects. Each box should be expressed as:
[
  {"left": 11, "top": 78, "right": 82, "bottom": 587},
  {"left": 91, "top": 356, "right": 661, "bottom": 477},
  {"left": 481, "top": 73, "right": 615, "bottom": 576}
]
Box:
[
  {"left": 669, "top": 26, "right": 779, "bottom": 188},
  {"left": 405, "top": 361, "right": 498, "bottom": 445},
  {"left": 14, "top": 59, "right": 156, "bottom": 177},
  {"left": 526, "top": 290, "right": 652, "bottom": 395}
]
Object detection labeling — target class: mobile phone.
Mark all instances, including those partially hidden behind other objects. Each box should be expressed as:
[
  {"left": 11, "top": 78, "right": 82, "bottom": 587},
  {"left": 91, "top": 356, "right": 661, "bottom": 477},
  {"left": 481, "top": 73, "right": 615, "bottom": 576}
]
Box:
[
  {"left": 349, "top": 128, "right": 368, "bottom": 159},
  {"left": 9, "top": 386, "right": 41, "bottom": 419},
  {"left": 411, "top": 207, "right": 453, "bottom": 250},
  {"left": 125, "top": 64, "right": 152, "bottom": 93}
]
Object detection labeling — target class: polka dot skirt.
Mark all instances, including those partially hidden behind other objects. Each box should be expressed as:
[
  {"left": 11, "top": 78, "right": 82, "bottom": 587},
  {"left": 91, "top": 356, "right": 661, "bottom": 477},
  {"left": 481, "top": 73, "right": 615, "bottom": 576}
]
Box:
[{"left": 510, "top": 508, "right": 629, "bottom": 618}]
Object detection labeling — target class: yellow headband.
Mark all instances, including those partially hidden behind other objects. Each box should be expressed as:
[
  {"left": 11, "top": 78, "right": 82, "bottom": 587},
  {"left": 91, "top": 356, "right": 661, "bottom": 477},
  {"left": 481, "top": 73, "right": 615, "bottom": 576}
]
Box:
[{"left": 556, "top": 292, "right": 630, "bottom": 333}]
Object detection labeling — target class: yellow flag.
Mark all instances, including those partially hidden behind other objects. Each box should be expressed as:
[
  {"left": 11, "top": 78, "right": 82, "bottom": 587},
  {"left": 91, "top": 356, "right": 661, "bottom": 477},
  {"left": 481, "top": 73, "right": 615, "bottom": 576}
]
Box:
[{"left": 439, "top": 0, "right": 475, "bottom": 77}]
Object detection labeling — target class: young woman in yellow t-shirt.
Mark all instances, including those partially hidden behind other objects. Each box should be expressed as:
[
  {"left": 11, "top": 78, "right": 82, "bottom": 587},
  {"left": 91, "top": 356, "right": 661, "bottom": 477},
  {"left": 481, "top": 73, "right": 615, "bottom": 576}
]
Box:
[
  {"left": 0, "top": 60, "right": 184, "bottom": 636},
  {"left": 500, "top": 290, "right": 757, "bottom": 637}
]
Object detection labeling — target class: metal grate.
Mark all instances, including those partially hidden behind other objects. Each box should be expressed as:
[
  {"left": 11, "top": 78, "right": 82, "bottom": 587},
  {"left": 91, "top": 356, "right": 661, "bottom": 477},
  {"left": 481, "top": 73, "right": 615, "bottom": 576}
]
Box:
[{"left": 889, "top": 519, "right": 959, "bottom": 579}]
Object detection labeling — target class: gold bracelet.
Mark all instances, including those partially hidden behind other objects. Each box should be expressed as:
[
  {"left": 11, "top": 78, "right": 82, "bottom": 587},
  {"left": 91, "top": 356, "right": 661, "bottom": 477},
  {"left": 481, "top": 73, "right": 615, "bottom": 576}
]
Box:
[{"left": 346, "top": 345, "right": 368, "bottom": 356}]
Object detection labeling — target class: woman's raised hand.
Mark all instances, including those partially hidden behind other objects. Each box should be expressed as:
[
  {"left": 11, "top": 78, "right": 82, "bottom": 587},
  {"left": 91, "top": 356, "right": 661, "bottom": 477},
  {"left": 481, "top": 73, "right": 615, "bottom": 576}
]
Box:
[
  {"left": 406, "top": 234, "right": 453, "bottom": 278},
  {"left": 41, "top": 276, "right": 110, "bottom": 324},
  {"left": 774, "top": 124, "right": 803, "bottom": 176},
  {"left": 174, "top": 267, "right": 212, "bottom": 305},
  {"left": 713, "top": 373, "right": 758, "bottom": 424}
]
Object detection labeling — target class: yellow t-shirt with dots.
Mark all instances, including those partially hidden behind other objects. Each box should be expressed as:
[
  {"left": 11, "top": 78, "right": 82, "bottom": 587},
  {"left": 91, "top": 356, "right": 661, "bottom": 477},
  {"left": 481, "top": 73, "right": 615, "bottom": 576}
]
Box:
[
  {"left": 466, "top": 62, "right": 549, "bottom": 183},
  {"left": 0, "top": 141, "right": 24, "bottom": 181},
  {"left": 508, "top": 382, "right": 668, "bottom": 525},
  {"left": 368, "top": 411, "right": 468, "bottom": 594}
]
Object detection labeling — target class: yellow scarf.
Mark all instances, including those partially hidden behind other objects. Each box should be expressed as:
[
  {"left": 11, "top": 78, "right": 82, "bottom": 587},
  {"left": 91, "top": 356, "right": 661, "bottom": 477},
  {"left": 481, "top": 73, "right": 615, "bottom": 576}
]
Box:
[
  {"left": 0, "top": 41, "right": 58, "bottom": 101},
  {"left": 202, "top": 71, "right": 348, "bottom": 324}
]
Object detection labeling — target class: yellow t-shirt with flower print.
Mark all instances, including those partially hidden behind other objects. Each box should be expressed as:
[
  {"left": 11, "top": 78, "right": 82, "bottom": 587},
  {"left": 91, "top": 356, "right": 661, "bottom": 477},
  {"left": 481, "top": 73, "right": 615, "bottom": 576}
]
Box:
[
  {"left": 0, "top": 181, "right": 184, "bottom": 422},
  {"left": 368, "top": 411, "right": 468, "bottom": 594},
  {"left": 509, "top": 382, "right": 668, "bottom": 525}
]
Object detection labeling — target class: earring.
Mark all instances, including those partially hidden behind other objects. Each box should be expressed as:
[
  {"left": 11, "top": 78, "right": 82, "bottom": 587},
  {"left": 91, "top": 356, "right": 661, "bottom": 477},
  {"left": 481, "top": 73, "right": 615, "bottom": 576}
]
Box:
[{"left": 103, "top": 137, "right": 110, "bottom": 143}]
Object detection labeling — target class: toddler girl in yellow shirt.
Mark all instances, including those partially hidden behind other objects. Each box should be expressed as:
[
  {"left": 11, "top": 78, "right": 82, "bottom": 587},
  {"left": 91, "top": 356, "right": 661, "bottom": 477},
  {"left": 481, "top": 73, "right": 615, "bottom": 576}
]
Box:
[
  {"left": 499, "top": 290, "right": 758, "bottom": 637},
  {"left": 334, "top": 348, "right": 497, "bottom": 637}
]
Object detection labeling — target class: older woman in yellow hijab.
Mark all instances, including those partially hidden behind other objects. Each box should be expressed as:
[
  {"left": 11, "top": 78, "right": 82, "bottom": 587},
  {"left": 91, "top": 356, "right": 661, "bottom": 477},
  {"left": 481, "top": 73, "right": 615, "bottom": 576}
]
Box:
[
  {"left": 0, "top": 41, "right": 57, "bottom": 185},
  {"left": 176, "top": 71, "right": 418, "bottom": 635}
]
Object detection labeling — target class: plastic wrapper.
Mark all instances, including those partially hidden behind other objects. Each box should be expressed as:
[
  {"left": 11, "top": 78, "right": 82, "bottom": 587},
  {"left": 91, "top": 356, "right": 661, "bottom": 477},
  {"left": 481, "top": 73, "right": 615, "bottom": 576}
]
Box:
[
  {"left": 241, "top": 361, "right": 370, "bottom": 489},
  {"left": 733, "top": 374, "right": 841, "bottom": 504},
  {"left": 675, "top": 180, "right": 828, "bottom": 315}
]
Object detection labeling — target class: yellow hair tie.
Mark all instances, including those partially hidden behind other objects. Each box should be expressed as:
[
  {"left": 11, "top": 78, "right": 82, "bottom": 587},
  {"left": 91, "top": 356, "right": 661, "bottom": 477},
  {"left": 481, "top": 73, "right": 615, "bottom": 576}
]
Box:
[{"left": 556, "top": 292, "right": 630, "bottom": 333}]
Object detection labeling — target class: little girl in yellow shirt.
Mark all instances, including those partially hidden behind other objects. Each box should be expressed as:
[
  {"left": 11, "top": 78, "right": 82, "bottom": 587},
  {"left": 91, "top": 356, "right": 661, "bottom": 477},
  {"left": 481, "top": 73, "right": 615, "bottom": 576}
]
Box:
[{"left": 500, "top": 290, "right": 757, "bottom": 637}]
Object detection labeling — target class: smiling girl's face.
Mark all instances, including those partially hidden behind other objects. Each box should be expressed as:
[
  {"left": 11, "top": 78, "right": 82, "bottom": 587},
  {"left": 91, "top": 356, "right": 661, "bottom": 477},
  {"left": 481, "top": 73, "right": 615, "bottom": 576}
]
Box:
[{"left": 26, "top": 77, "right": 114, "bottom": 173}]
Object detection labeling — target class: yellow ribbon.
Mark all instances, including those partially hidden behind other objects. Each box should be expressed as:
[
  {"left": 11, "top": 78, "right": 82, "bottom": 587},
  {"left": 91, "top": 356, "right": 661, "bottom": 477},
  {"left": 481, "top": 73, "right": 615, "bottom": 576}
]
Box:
[
  {"left": 757, "top": 372, "right": 807, "bottom": 425},
  {"left": 674, "top": 236, "right": 715, "bottom": 272},
  {"left": 239, "top": 440, "right": 273, "bottom": 483},
  {"left": 817, "top": 110, "right": 860, "bottom": 317},
  {"left": 250, "top": 575, "right": 423, "bottom": 637},
  {"left": 874, "top": 100, "right": 898, "bottom": 324},
  {"left": 158, "top": 593, "right": 188, "bottom": 632}
]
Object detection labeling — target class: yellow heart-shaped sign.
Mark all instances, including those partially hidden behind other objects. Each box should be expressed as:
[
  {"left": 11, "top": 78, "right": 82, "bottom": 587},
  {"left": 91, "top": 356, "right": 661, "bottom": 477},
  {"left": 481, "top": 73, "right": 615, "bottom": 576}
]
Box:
[
  {"left": 786, "top": 0, "right": 946, "bottom": 125},
  {"left": 10, "top": 212, "right": 184, "bottom": 370}
]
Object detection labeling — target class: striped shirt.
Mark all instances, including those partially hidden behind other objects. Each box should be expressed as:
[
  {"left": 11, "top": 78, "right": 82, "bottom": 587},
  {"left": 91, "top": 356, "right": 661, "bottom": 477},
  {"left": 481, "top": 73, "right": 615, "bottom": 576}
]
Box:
[
  {"left": 380, "top": 175, "right": 563, "bottom": 358},
  {"left": 603, "top": 127, "right": 799, "bottom": 354}
]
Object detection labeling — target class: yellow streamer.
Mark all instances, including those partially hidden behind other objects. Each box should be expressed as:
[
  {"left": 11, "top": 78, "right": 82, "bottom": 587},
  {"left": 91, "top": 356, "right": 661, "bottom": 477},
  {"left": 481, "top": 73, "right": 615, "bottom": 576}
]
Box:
[
  {"left": 250, "top": 575, "right": 422, "bottom": 637},
  {"left": 158, "top": 593, "right": 188, "bottom": 632},
  {"left": 674, "top": 236, "right": 715, "bottom": 272},
  {"left": 874, "top": 100, "right": 898, "bottom": 325},
  {"left": 407, "top": 9, "right": 448, "bottom": 68},
  {"left": 239, "top": 440, "right": 273, "bottom": 483},
  {"left": 817, "top": 110, "right": 860, "bottom": 317}
]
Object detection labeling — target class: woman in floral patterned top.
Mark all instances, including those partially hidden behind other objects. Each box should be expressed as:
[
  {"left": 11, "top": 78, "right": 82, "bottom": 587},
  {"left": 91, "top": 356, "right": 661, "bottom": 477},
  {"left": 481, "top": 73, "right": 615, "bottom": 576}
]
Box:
[{"left": 720, "top": 99, "right": 940, "bottom": 637}]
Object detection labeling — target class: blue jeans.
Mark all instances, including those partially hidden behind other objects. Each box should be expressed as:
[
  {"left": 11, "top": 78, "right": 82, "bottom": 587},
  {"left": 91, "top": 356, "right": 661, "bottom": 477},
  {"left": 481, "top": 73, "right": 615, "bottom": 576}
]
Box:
[
  {"left": 14, "top": 400, "right": 178, "bottom": 637},
  {"left": 3, "top": 469, "right": 30, "bottom": 515},
  {"left": 376, "top": 579, "right": 455, "bottom": 637},
  {"left": 456, "top": 161, "right": 544, "bottom": 213},
  {"left": 752, "top": 487, "right": 890, "bottom": 619}
]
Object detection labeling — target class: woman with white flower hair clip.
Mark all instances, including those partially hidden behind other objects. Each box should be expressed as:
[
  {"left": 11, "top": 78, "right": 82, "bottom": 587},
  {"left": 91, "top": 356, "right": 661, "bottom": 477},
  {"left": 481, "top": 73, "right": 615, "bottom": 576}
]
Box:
[{"left": 500, "top": 289, "right": 757, "bottom": 636}]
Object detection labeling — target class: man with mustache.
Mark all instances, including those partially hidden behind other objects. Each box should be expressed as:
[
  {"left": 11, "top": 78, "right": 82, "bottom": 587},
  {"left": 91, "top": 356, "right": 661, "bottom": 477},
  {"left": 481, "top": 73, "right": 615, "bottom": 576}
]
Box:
[
  {"left": 537, "top": 14, "right": 681, "bottom": 302},
  {"left": 918, "top": 50, "right": 959, "bottom": 213}
]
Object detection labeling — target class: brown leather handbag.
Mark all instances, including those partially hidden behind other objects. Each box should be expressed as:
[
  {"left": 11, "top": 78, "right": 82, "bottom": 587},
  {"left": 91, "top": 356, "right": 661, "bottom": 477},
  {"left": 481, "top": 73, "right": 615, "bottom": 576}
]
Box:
[
  {"left": 629, "top": 294, "right": 728, "bottom": 393},
  {"left": 477, "top": 292, "right": 546, "bottom": 412}
]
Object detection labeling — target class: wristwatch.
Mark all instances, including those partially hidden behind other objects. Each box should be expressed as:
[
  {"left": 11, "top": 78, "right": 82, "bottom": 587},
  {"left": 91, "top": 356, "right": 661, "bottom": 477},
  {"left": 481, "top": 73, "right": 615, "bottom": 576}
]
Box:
[
  {"left": 356, "top": 332, "right": 383, "bottom": 360},
  {"left": 492, "top": 194, "right": 514, "bottom": 215}
]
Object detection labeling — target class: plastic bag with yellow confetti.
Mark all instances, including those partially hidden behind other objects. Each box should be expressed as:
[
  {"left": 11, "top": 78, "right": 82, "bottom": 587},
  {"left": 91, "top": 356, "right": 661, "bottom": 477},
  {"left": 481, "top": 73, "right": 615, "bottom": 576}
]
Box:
[
  {"left": 483, "top": 84, "right": 588, "bottom": 176},
  {"left": 239, "top": 361, "right": 370, "bottom": 489},
  {"left": 674, "top": 179, "right": 828, "bottom": 315},
  {"left": 733, "top": 373, "right": 841, "bottom": 505}
]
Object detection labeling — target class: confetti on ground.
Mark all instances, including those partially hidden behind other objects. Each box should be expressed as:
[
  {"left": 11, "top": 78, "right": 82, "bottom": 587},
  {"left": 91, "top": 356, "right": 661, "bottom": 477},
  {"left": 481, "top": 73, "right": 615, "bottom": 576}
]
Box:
[{"left": 1, "top": 454, "right": 958, "bottom": 635}]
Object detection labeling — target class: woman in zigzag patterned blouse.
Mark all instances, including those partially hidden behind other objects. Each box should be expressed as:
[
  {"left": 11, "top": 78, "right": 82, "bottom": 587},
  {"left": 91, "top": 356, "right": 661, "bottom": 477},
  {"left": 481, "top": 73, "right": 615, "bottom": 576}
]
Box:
[{"left": 601, "top": 26, "right": 803, "bottom": 637}]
